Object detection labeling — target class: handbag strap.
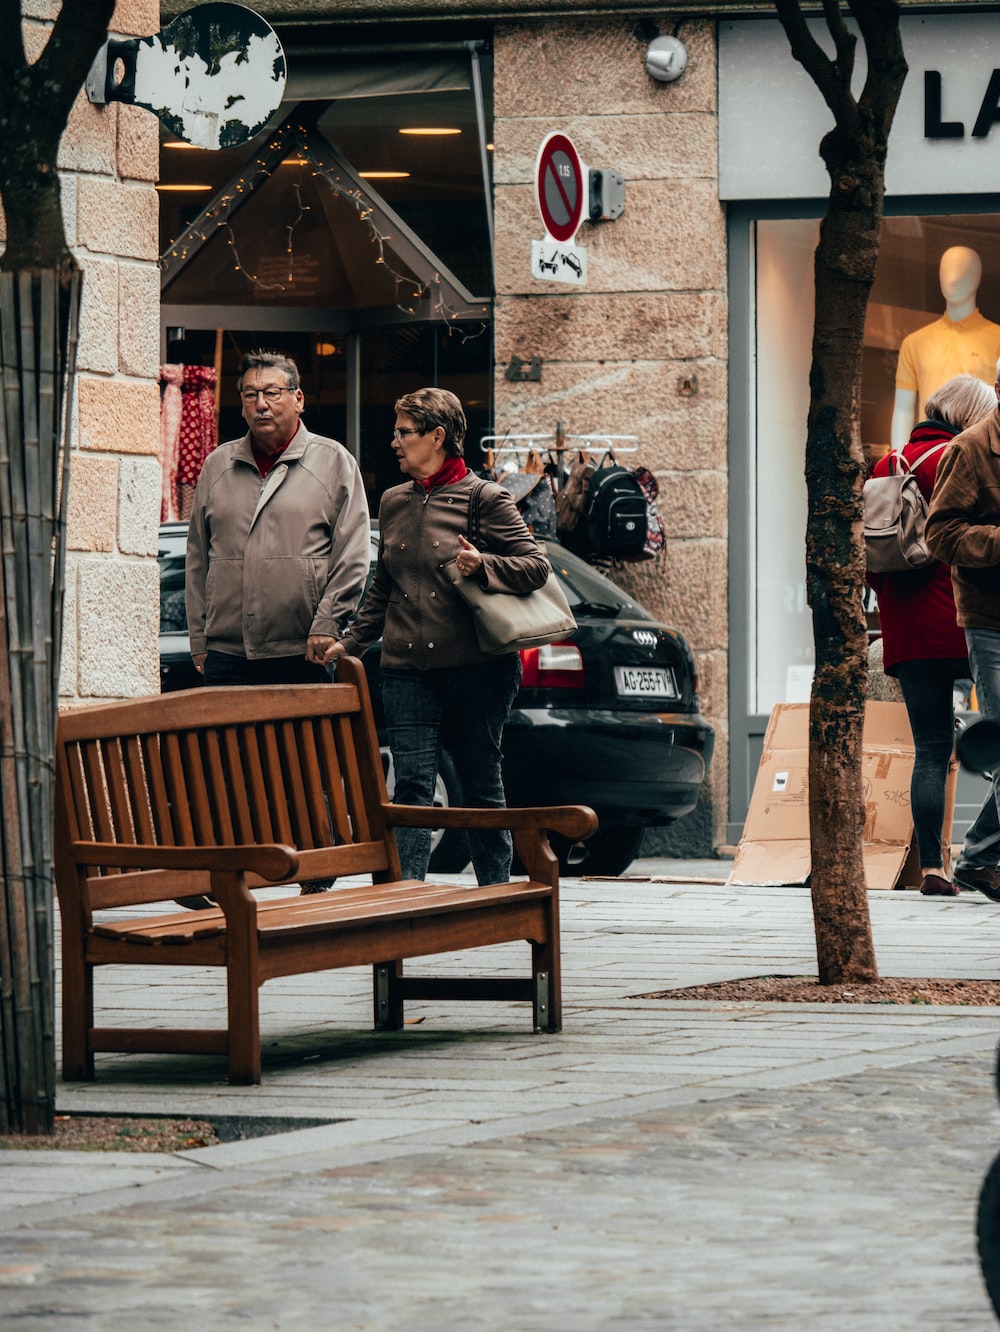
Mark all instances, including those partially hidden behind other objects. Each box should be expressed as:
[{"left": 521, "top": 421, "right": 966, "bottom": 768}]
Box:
[{"left": 467, "top": 478, "right": 490, "bottom": 550}]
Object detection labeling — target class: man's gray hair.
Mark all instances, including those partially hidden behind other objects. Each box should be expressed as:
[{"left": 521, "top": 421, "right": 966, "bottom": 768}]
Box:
[{"left": 238, "top": 350, "right": 300, "bottom": 392}]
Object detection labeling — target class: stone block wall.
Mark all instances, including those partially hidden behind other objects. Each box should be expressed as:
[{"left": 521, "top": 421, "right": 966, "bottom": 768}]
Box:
[
  {"left": 493, "top": 16, "right": 728, "bottom": 852},
  {"left": 55, "top": 0, "right": 162, "bottom": 700}
]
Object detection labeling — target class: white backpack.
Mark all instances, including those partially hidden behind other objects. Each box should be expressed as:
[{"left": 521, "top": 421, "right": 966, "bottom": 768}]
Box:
[{"left": 863, "top": 442, "right": 948, "bottom": 574}]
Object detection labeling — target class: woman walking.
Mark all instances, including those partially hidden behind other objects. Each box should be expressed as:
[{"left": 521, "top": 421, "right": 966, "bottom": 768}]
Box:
[
  {"left": 868, "top": 372, "right": 997, "bottom": 896},
  {"left": 332, "top": 387, "right": 549, "bottom": 884}
]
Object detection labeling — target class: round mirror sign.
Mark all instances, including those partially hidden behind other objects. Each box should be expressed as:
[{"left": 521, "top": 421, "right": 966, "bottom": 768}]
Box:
[{"left": 97, "top": 3, "right": 286, "bottom": 151}]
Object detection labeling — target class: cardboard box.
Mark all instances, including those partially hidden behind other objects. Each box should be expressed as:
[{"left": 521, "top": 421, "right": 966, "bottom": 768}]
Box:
[{"left": 730, "top": 701, "right": 916, "bottom": 890}]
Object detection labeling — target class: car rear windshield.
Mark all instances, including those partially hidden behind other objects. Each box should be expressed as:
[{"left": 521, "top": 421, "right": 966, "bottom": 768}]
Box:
[{"left": 547, "top": 547, "right": 649, "bottom": 618}]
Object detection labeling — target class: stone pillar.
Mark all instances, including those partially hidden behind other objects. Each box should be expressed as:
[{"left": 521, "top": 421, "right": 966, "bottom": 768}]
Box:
[
  {"left": 494, "top": 17, "right": 728, "bottom": 852},
  {"left": 57, "top": 0, "right": 162, "bottom": 700}
]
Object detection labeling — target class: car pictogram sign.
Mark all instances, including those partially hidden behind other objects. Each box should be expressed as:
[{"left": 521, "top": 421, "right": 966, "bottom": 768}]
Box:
[{"left": 535, "top": 132, "right": 586, "bottom": 243}]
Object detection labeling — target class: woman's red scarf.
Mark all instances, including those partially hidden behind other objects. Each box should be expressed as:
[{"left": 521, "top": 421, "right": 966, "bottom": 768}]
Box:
[{"left": 416, "top": 455, "right": 468, "bottom": 491}]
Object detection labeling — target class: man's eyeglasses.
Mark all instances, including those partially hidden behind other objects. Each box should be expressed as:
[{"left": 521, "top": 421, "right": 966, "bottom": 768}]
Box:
[
  {"left": 392, "top": 427, "right": 426, "bottom": 440},
  {"left": 240, "top": 387, "right": 294, "bottom": 403}
]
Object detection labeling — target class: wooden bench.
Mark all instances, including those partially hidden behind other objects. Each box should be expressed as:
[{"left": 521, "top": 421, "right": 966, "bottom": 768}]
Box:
[{"left": 54, "top": 656, "right": 597, "bottom": 1084}]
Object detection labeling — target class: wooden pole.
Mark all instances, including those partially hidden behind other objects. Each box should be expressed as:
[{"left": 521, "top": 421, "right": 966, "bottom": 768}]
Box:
[{"left": 0, "top": 268, "right": 79, "bottom": 1134}]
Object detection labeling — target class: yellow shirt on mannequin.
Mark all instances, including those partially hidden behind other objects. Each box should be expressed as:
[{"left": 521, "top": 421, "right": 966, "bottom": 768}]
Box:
[{"left": 895, "top": 309, "right": 1000, "bottom": 406}]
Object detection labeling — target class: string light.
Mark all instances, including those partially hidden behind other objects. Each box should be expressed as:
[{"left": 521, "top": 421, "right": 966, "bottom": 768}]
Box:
[{"left": 159, "top": 121, "right": 490, "bottom": 339}]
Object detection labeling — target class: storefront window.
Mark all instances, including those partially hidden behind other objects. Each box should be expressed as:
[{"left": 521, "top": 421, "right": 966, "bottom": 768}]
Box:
[{"left": 752, "top": 211, "right": 1000, "bottom": 714}]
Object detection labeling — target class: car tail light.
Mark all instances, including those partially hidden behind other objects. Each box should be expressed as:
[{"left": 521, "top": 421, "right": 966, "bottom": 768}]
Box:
[{"left": 519, "top": 641, "right": 585, "bottom": 689}]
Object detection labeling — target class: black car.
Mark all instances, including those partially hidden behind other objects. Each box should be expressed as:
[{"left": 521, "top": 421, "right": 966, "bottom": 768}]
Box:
[{"left": 158, "top": 522, "right": 714, "bottom": 875}]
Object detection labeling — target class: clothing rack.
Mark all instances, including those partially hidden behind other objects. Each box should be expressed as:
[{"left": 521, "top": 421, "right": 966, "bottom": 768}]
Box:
[{"left": 478, "top": 428, "right": 639, "bottom": 487}]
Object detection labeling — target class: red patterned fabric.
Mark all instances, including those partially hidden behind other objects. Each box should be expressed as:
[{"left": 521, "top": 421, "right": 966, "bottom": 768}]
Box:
[{"left": 176, "top": 365, "right": 217, "bottom": 521}]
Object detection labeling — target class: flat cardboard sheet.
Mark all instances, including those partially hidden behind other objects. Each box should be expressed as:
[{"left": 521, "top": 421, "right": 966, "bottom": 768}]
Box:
[{"left": 730, "top": 701, "right": 916, "bottom": 890}]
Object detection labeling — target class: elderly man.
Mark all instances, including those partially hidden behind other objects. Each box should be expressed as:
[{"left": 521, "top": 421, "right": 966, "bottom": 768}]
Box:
[
  {"left": 182, "top": 350, "right": 370, "bottom": 905},
  {"left": 186, "top": 349, "right": 371, "bottom": 685},
  {"left": 925, "top": 356, "right": 1000, "bottom": 902}
]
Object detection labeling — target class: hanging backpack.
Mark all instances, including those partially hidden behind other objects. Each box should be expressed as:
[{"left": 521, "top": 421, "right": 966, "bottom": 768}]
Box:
[
  {"left": 620, "top": 465, "right": 666, "bottom": 563},
  {"left": 585, "top": 461, "right": 648, "bottom": 560},
  {"left": 862, "top": 442, "right": 948, "bottom": 574},
  {"left": 554, "top": 451, "right": 596, "bottom": 556}
]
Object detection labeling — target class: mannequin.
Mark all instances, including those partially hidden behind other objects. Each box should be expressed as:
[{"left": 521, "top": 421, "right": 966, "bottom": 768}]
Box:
[{"left": 891, "top": 246, "right": 1000, "bottom": 449}]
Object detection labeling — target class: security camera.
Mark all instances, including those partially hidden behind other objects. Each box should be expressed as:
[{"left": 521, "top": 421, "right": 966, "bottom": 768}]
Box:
[{"left": 645, "top": 35, "right": 687, "bottom": 83}]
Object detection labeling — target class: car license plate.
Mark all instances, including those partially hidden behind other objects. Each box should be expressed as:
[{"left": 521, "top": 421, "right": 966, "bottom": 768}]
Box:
[{"left": 614, "top": 665, "right": 678, "bottom": 699}]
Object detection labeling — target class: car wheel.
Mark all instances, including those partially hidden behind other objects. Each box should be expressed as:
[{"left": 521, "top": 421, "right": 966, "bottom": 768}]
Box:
[
  {"left": 549, "top": 825, "right": 645, "bottom": 877},
  {"left": 381, "top": 748, "right": 471, "bottom": 874}
]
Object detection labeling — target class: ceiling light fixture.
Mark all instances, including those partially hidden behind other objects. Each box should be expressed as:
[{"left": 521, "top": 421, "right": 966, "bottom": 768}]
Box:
[
  {"left": 155, "top": 183, "right": 213, "bottom": 191},
  {"left": 359, "top": 170, "right": 410, "bottom": 179},
  {"left": 162, "top": 140, "right": 201, "bottom": 149},
  {"left": 399, "top": 127, "right": 461, "bottom": 136}
]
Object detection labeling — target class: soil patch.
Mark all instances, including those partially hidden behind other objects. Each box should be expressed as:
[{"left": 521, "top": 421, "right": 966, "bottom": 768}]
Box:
[
  {"left": 0, "top": 1115, "right": 220, "bottom": 1153},
  {"left": 0, "top": 1112, "right": 342, "bottom": 1153},
  {"left": 638, "top": 975, "right": 1000, "bottom": 1005}
]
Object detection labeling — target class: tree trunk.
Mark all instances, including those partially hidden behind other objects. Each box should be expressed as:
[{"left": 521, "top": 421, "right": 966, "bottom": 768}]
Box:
[
  {"left": 806, "top": 199, "right": 882, "bottom": 983},
  {"left": 775, "top": 2, "right": 907, "bottom": 983},
  {"left": 0, "top": 268, "right": 80, "bottom": 1133}
]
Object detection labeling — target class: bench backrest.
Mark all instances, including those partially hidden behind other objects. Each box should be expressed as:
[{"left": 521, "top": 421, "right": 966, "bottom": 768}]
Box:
[{"left": 55, "top": 657, "right": 402, "bottom": 912}]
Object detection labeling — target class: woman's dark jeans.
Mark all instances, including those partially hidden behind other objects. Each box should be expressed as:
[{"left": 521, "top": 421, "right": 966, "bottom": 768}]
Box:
[
  {"left": 894, "top": 657, "right": 968, "bottom": 869},
  {"left": 381, "top": 656, "right": 522, "bottom": 886}
]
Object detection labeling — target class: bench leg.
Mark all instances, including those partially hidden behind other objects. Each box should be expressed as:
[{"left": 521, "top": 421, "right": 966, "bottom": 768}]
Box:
[
  {"left": 533, "top": 938, "right": 561, "bottom": 1033},
  {"left": 223, "top": 892, "right": 262, "bottom": 1084},
  {"left": 225, "top": 961, "right": 261, "bottom": 1084},
  {"left": 62, "top": 953, "right": 95, "bottom": 1080},
  {"left": 374, "top": 961, "right": 404, "bottom": 1030}
]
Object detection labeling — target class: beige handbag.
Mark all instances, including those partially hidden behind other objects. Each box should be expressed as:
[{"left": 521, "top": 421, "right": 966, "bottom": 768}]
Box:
[{"left": 444, "top": 480, "right": 577, "bottom": 655}]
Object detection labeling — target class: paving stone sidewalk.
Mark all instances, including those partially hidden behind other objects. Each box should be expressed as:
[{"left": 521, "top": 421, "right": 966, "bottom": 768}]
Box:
[{"left": 2, "top": 862, "right": 999, "bottom": 1329}]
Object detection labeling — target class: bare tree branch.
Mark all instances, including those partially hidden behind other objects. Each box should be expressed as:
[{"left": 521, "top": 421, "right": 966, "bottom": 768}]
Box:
[
  {"left": 34, "top": 0, "right": 116, "bottom": 128},
  {"left": 0, "top": 1, "right": 26, "bottom": 89},
  {"left": 774, "top": 0, "right": 858, "bottom": 133},
  {"left": 854, "top": 0, "right": 908, "bottom": 131}
]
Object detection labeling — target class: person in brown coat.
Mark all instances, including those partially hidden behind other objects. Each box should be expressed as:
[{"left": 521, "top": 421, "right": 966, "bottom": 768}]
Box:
[
  {"left": 925, "top": 358, "right": 1000, "bottom": 901},
  {"left": 332, "top": 387, "right": 550, "bottom": 885}
]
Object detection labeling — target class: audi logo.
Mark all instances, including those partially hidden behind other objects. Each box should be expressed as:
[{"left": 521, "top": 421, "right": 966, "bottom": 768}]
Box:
[{"left": 632, "top": 630, "right": 657, "bottom": 648}]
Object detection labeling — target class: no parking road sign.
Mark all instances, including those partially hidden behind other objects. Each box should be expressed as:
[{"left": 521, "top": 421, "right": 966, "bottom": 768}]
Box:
[{"left": 535, "top": 131, "right": 586, "bottom": 243}]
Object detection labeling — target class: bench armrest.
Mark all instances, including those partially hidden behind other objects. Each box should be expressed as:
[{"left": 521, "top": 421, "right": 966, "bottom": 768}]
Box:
[
  {"left": 70, "top": 841, "right": 300, "bottom": 882},
  {"left": 383, "top": 804, "right": 598, "bottom": 841}
]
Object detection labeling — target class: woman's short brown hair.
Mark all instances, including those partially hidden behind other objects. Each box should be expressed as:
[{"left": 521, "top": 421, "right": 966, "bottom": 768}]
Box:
[{"left": 394, "top": 387, "right": 467, "bottom": 457}]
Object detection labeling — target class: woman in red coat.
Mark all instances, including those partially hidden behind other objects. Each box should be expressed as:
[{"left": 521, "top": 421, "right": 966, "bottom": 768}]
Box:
[{"left": 869, "top": 373, "right": 997, "bottom": 896}]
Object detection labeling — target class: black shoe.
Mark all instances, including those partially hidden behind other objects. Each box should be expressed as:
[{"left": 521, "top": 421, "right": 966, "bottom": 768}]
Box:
[
  {"left": 953, "top": 865, "right": 1000, "bottom": 902},
  {"left": 173, "top": 895, "right": 216, "bottom": 910},
  {"left": 300, "top": 878, "right": 336, "bottom": 895}
]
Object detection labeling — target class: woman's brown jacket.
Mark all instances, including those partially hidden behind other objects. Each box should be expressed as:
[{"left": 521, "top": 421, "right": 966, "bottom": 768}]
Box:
[{"left": 341, "top": 473, "right": 550, "bottom": 670}]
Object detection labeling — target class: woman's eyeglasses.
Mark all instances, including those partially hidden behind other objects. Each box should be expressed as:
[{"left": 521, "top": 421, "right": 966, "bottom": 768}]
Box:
[
  {"left": 240, "top": 387, "right": 294, "bottom": 403},
  {"left": 392, "top": 427, "right": 426, "bottom": 440}
]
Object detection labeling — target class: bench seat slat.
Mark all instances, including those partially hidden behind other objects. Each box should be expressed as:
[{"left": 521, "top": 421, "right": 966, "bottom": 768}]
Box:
[{"left": 87, "top": 879, "right": 552, "bottom": 946}]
